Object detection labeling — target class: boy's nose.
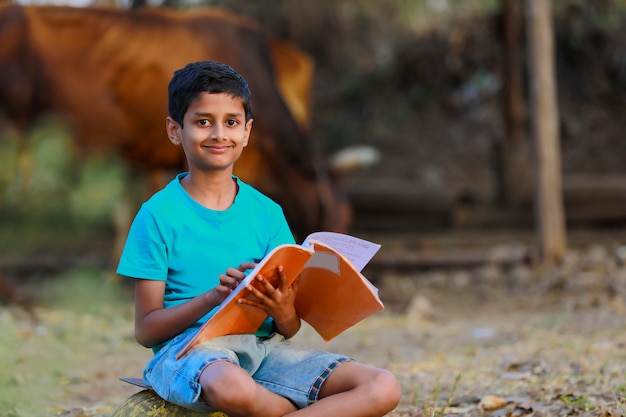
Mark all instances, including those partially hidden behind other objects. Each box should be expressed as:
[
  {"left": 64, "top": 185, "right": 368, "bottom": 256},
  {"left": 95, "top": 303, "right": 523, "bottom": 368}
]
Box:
[{"left": 210, "top": 125, "right": 225, "bottom": 140}]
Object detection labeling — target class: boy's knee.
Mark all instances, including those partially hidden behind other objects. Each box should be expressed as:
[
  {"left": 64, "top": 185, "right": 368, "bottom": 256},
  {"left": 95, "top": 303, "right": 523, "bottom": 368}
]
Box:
[
  {"left": 368, "top": 369, "right": 402, "bottom": 410},
  {"left": 200, "top": 365, "right": 256, "bottom": 412}
]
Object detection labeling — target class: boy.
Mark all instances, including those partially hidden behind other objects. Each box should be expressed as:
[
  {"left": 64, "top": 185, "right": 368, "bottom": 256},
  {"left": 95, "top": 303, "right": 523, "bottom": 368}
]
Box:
[{"left": 117, "top": 60, "right": 401, "bottom": 416}]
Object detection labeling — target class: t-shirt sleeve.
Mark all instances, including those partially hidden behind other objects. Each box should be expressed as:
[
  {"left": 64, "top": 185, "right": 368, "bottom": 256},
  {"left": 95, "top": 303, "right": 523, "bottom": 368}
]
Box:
[{"left": 116, "top": 206, "right": 168, "bottom": 281}]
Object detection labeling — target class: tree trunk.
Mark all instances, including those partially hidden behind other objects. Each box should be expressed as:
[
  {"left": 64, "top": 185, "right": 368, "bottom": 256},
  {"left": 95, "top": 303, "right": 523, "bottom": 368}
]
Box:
[
  {"left": 497, "top": 0, "right": 532, "bottom": 208},
  {"left": 525, "top": 0, "right": 567, "bottom": 263}
]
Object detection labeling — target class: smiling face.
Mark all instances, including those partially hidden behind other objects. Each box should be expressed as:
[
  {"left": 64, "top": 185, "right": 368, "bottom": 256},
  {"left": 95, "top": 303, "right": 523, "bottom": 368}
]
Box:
[{"left": 166, "top": 91, "right": 253, "bottom": 174}]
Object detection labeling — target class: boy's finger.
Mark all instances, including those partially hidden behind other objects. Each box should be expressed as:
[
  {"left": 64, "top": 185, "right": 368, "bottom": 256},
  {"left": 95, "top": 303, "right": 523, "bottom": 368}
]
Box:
[
  {"left": 238, "top": 262, "right": 257, "bottom": 272},
  {"left": 237, "top": 297, "right": 262, "bottom": 309},
  {"left": 246, "top": 278, "right": 271, "bottom": 300},
  {"left": 230, "top": 266, "right": 250, "bottom": 279},
  {"left": 276, "top": 266, "right": 289, "bottom": 290},
  {"left": 291, "top": 275, "right": 301, "bottom": 292}
]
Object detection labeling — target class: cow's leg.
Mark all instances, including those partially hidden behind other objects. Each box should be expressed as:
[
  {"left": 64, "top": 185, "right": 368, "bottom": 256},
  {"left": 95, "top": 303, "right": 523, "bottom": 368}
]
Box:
[
  {"left": 109, "top": 167, "right": 171, "bottom": 279},
  {"left": 110, "top": 193, "right": 133, "bottom": 279}
]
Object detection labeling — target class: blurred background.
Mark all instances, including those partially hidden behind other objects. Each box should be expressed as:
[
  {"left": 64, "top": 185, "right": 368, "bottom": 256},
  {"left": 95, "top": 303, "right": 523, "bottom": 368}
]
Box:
[
  {"left": 2, "top": 0, "right": 625, "bottom": 260},
  {"left": 1, "top": 1, "right": 626, "bottom": 415}
]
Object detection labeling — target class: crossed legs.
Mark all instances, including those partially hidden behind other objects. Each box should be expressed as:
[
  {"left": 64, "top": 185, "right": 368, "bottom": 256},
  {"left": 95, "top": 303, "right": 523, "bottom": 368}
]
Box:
[{"left": 200, "top": 360, "right": 401, "bottom": 417}]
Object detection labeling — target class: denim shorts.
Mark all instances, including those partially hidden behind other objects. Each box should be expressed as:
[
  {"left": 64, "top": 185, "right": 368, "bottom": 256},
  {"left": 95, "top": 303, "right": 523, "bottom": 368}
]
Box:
[{"left": 143, "top": 328, "right": 352, "bottom": 412}]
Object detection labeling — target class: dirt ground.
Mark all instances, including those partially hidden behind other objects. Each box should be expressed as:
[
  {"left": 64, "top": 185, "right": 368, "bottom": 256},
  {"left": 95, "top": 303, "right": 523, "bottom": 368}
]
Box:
[{"left": 1, "top": 230, "right": 625, "bottom": 417}]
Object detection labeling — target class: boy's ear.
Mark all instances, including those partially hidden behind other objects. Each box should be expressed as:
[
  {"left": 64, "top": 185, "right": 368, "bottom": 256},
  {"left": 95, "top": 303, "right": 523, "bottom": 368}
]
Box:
[
  {"left": 166, "top": 117, "right": 182, "bottom": 145},
  {"left": 243, "top": 118, "right": 253, "bottom": 147}
]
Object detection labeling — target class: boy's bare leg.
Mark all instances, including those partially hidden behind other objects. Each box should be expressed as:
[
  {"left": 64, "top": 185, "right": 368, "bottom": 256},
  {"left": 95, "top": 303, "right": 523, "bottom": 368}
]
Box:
[
  {"left": 200, "top": 361, "right": 297, "bottom": 417},
  {"left": 285, "top": 362, "right": 401, "bottom": 417}
]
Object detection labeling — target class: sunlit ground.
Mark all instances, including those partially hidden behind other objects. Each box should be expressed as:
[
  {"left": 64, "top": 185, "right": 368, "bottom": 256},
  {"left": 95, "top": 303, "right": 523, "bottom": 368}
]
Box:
[{"left": 0, "top": 269, "right": 139, "bottom": 417}]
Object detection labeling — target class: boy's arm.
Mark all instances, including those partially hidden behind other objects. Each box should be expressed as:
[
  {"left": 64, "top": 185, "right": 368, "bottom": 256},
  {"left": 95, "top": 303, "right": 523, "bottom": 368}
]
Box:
[
  {"left": 134, "top": 262, "right": 255, "bottom": 348},
  {"left": 134, "top": 279, "right": 221, "bottom": 348}
]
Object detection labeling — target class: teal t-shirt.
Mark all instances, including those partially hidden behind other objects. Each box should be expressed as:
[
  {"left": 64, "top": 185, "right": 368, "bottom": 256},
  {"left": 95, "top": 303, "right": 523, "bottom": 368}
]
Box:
[{"left": 116, "top": 173, "right": 295, "bottom": 352}]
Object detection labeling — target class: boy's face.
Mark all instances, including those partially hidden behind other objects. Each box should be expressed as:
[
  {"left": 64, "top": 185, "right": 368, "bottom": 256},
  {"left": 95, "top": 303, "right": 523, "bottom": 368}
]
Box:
[{"left": 166, "top": 92, "right": 252, "bottom": 173}]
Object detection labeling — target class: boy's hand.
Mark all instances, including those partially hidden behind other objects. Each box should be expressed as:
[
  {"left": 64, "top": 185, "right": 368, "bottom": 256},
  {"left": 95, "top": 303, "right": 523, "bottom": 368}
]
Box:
[
  {"left": 213, "top": 262, "right": 257, "bottom": 302},
  {"left": 238, "top": 265, "right": 301, "bottom": 338}
]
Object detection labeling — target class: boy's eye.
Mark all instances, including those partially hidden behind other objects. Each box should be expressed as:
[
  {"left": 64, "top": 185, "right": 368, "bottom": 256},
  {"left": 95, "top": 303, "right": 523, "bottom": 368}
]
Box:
[
  {"left": 198, "top": 119, "right": 211, "bottom": 127},
  {"left": 226, "top": 119, "right": 238, "bottom": 127}
]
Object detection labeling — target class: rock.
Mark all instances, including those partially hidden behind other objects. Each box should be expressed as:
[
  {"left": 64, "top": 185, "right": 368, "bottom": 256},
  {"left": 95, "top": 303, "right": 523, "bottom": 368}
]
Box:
[{"left": 111, "top": 389, "right": 228, "bottom": 417}]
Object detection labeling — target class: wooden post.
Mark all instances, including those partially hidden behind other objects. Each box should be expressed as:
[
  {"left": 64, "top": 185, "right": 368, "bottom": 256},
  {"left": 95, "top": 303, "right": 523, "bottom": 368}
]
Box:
[
  {"left": 502, "top": 0, "right": 525, "bottom": 144},
  {"left": 496, "top": 0, "right": 532, "bottom": 208},
  {"left": 525, "top": 0, "right": 567, "bottom": 263}
]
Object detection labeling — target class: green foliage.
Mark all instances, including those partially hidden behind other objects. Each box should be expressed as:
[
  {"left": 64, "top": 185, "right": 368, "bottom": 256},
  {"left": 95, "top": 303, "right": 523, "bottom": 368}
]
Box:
[
  {"left": 0, "top": 119, "right": 128, "bottom": 236},
  {"left": 394, "top": 0, "right": 499, "bottom": 32},
  {"left": 1, "top": 121, "right": 74, "bottom": 227},
  {"left": 554, "top": 0, "right": 626, "bottom": 47},
  {"left": 559, "top": 393, "right": 594, "bottom": 411},
  {"left": 0, "top": 130, "right": 19, "bottom": 194},
  {"left": 69, "top": 152, "right": 128, "bottom": 229}
]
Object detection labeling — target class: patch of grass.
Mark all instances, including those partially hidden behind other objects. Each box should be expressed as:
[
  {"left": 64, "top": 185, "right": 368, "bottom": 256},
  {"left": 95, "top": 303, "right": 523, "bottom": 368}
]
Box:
[
  {"left": 411, "top": 373, "right": 462, "bottom": 417},
  {"left": 36, "top": 267, "right": 133, "bottom": 315},
  {"left": 559, "top": 393, "right": 594, "bottom": 411},
  {"left": 0, "top": 267, "right": 135, "bottom": 416}
]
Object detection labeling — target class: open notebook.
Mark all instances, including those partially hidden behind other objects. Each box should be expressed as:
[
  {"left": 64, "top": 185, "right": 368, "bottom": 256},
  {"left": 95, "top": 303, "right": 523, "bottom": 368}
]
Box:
[{"left": 176, "top": 232, "right": 383, "bottom": 359}]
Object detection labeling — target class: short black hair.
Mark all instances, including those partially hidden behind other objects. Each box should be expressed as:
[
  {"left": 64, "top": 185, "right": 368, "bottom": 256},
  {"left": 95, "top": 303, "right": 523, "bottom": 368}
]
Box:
[{"left": 167, "top": 60, "right": 253, "bottom": 127}]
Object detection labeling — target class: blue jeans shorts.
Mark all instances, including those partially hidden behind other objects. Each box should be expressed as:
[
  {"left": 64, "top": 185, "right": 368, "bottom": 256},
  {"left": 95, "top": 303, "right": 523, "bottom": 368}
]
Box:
[{"left": 143, "top": 328, "right": 352, "bottom": 413}]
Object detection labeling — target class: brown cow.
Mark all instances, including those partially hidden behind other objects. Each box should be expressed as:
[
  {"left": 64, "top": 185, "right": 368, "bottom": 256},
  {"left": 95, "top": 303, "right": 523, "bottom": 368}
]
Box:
[{"left": 0, "top": 4, "right": 351, "bottom": 241}]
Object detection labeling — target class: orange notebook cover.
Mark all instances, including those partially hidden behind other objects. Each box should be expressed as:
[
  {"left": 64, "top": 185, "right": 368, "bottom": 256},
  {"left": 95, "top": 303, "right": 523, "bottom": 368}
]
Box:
[{"left": 176, "top": 234, "right": 383, "bottom": 359}]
